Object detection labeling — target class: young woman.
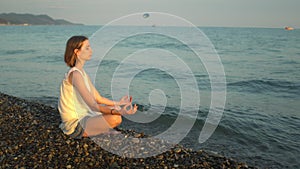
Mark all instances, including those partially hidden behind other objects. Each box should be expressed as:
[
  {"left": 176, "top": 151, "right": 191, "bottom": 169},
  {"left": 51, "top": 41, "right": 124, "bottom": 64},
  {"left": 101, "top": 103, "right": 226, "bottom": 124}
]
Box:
[{"left": 58, "top": 36, "right": 137, "bottom": 139}]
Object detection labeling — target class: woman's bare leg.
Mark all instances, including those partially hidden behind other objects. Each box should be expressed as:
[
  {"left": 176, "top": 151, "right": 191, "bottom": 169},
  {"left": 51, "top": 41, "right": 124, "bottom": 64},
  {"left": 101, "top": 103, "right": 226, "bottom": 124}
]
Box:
[{"left": 83, "top": 114, "right": 122, "bottom": 137}]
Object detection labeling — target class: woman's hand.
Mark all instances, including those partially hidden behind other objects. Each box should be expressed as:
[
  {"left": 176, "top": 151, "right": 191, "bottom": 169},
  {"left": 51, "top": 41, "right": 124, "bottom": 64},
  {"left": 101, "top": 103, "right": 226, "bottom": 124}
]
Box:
[
  {"left": 119, "top": 96, "right": 137, "bottom": 115},
  {"left": 119, "top": 103, "right": 138, "bottom": 115},
  {"left": 111, "top": 96, "right": 138, "bottom": 115},
  {"left": 117, "top": 95, "right": 132, "bottom": 106}
]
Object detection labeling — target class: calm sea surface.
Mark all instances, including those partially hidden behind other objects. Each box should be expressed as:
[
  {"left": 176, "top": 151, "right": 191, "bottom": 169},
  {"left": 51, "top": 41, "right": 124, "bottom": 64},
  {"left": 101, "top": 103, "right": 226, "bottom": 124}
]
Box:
[{"left": 0, "top": 25, "right": 299, "bottom": 168}]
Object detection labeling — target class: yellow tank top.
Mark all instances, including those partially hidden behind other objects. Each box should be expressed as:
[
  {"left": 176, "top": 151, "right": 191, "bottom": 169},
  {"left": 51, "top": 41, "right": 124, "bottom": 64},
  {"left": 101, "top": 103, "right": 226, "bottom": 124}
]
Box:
[{"left": 58, "top": 67, "right": 95, "bottom": 135}]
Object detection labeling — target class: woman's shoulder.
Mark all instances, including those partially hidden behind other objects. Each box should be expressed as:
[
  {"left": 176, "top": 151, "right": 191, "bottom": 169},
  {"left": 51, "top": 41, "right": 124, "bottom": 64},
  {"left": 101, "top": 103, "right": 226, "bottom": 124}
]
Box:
[
  {"left": 64, "top": 67, "right": 84, "bottom": 83},
  {"left": 67, "top": 67, "right": 84, "bottom": 77}
]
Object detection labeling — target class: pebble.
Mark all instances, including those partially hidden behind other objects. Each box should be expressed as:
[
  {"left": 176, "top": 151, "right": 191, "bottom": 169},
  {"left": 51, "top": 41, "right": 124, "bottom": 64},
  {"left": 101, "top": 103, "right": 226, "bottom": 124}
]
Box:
[
  {"left": 174, "top": 147, "right": 181, "bottom": 153},
  {"left": 131, "top": 138, "right": 140, "bottom": 144},
  {"left": 0, "top": 92, "right": 257, "bottom": 169}
]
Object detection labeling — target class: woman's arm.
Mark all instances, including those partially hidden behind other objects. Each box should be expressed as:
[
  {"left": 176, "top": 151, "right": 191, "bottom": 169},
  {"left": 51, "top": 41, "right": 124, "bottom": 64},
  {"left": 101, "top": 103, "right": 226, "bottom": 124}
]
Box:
[
  {"left": 94, "top": 90, "right": 118, "bottom": 106},
  {"left": 70, "top": 71, "right": 114, "bottom": 114},
  {"left": 86, "top": 74, "right": 118, "bottom": 106}
]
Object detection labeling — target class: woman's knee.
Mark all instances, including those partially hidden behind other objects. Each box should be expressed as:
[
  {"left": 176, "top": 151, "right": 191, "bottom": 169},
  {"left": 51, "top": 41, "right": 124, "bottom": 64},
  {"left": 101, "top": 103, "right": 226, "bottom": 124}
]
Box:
[
  {"left": 113, "top": 115, "right": 122, "bottom": 126},
  {"left": 106, "top": 115, "right": 122, "bottom": 127},
  {"left": 85, "top": 115, "right": 122, "bottom": 135}
]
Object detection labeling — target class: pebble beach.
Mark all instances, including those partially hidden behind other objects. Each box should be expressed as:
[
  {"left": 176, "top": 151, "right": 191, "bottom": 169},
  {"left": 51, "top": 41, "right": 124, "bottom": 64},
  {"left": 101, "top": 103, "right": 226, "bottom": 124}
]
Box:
[{"left": 0, "top": 92, "right": 255, "bottom": 169}]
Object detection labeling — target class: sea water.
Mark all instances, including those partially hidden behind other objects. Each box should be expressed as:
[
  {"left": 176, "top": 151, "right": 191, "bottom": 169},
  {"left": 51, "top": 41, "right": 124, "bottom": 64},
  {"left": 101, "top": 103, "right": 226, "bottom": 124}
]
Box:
[{"left": 0, "top": 25, "right": 299, "bottom": 168}]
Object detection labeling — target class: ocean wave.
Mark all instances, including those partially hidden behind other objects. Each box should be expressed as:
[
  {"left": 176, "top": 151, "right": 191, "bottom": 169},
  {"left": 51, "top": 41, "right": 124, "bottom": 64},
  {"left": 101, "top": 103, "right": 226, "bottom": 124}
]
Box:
[
  {"left": 115, "top": 33, "right": 192, "bottom": 51},
  {"left": 120, "top": 41, "right": 190, "bottom": 51},
  {"left": 228, "top": 79, "right": 300, "bottom": 96},
  {"left": 2, "top": 49, "right": 36, "bottom": 55},
  {"left": 26, "top": 96, "right": 58, "bottom": 108},
  {"left": 279, "top": 60, "right": 299, "bottom": 65}
]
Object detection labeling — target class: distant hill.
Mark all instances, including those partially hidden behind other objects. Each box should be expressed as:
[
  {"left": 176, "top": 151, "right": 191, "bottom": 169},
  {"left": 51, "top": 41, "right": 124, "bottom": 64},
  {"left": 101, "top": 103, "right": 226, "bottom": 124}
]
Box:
[{"left": 0, "top": 13, "right": 82, "bottom": 25}]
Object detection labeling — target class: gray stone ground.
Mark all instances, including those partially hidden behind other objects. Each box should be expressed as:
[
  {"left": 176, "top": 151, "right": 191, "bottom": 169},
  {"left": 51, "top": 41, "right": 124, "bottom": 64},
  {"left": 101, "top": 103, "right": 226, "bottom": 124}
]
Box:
[{"left": 0, "top": 93, "right": 255, "bottom": 169}]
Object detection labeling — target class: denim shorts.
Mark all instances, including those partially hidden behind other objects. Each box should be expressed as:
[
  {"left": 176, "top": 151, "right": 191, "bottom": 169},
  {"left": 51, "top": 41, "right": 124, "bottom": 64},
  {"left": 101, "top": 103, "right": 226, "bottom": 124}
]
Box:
[{"left": 69, "top": 116, "right": 90, "bottom": 139}]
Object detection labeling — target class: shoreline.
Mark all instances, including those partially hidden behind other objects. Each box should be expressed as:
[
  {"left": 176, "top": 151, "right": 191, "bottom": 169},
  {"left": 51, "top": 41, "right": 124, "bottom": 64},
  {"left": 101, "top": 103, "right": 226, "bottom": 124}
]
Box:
[{"left": 0, "top": 92, "right": 255, "bottom": 168}]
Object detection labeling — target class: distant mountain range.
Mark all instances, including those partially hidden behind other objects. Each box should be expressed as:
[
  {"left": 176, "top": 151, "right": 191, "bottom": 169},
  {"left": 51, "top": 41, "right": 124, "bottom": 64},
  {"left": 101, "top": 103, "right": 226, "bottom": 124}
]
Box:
[{"left": 0, "top": 13, "right": 82, "bottom": 25}]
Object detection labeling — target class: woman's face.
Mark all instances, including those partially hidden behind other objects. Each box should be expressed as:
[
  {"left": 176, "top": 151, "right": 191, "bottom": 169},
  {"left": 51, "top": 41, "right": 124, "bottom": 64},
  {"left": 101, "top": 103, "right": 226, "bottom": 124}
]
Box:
[{"left": 77, "top": 40, "right": 92, "bottom": 61}]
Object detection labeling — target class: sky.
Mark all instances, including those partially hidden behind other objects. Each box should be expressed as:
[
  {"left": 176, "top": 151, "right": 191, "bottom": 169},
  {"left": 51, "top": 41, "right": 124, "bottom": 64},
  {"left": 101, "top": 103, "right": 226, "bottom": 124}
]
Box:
[{"left": 0, "top": 0, "right": 299, "bottom": 28}]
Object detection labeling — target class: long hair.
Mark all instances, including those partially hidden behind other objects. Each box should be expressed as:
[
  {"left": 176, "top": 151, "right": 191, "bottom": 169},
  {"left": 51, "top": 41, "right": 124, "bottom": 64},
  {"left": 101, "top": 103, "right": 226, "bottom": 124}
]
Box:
[{"left": 64, "top": 36, "right": 88, "bottom": 67}]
